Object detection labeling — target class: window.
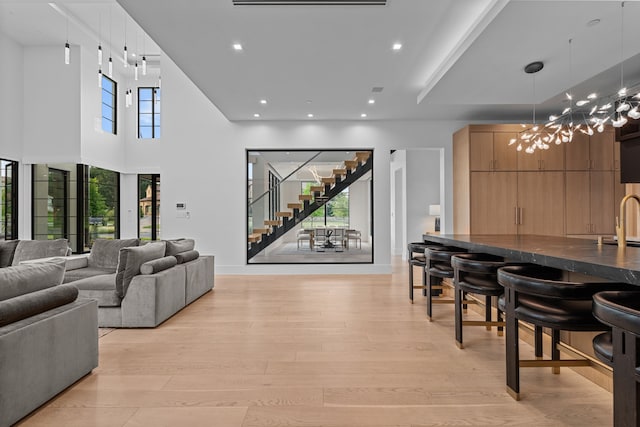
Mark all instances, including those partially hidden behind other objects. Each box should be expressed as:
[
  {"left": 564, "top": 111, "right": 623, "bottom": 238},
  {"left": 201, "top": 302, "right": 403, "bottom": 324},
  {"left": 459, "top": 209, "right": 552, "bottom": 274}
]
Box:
[
  {"left": 101, "top": 75, "right": 117, "bottom": 134},
  {"left": 138, "top": 174, "right": 160, "bottom": 241},
  {"left": 1, "top": 159, "right": 18, "bottom": 240},
  {"left": 300, "top": 182, "right": 349, "bottom": 229},
  {"left": 138, "top": 87, "right": 161, "bottom": 139},
  {"left": 82, "top": 166, "right": 120, "bottom": 250}
]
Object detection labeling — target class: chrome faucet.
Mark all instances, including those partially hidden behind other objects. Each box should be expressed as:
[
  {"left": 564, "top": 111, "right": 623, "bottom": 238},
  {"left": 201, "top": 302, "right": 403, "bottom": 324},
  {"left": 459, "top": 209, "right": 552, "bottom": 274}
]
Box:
[{"left": 616, "top": 194, "right": 640, "bottom": 248}]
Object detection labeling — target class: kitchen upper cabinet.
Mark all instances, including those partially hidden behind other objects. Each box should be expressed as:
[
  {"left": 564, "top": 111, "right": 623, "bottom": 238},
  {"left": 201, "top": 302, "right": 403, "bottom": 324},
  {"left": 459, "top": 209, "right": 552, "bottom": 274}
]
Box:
[
  {"left": 469, "top": 131, "right": 518, "bottom": 171},
  {"left": 566, "top": 130, "right": 615, "bottom": 171},
  {"left": 517, "top": 143, "right": 565, "bottom": 171}
]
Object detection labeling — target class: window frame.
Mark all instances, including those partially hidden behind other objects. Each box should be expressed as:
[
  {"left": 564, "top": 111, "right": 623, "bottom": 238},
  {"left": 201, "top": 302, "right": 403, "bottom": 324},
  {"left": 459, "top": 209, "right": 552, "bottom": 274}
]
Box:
[
  {"left": 137, "top": 87, "right": 161, "bottom": 139},
  {"left": 101, "top": 75, "right": 117, "bottom": 135}
]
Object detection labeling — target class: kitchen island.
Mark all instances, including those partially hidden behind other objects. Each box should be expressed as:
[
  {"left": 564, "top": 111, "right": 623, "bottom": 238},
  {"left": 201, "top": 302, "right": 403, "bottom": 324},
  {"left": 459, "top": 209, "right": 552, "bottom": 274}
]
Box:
[{"left": 422, "top": 234, "right": 640, "bottom": 285}]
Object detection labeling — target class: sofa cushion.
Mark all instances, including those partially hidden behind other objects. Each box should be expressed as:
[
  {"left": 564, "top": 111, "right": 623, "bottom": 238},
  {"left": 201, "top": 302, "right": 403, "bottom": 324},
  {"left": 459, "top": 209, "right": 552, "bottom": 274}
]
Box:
[
  {"left": 73, "top": 273, "right": 121, "bottom": 306},
  {"left": 0, "top": 240, "right": 19, "bottom": 268},
  {"left": 0, "top": 284, "right": 78, "bottom": 327},
  {"left": 0, "top": 260, "right": 66, "bottom": 301},
  {"left": 11, "top": 239, "right": 70, "bottom": 266},
  {"left": 175, "top": 250, "right": 200, "bottom": 264},
  {"left": 165, "top": 239, "right": 195, "bottom": 256},
  {"left": 88, "top": 238, "right": 139, "bottom": 270},
  {"left": 140, "top": 256, "right": 178, "bottom": 275},
  {"left": 63, "top": 267, "right": 114, "bottom": 284},
  {"left": 115, "top": 241, "right": 166, "bottom": 298}
]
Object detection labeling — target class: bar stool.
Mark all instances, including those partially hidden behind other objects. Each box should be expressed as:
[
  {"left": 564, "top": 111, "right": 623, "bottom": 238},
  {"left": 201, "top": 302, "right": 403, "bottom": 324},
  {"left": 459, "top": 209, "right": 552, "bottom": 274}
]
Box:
[
  {"left": 451, "top": 253, "right": 507, "bottom": 349},
  {"left": 593, "top": 291, "right": 640, "bottom": 427},
  {"left": 497, "top": 264, "right": 632, "bottom": 401},
  {"left": 408, "top": 242, "right": 443, "bottom": 303},
  {"left": 425, "top": 245, "right": 467, "bottom": 320}
]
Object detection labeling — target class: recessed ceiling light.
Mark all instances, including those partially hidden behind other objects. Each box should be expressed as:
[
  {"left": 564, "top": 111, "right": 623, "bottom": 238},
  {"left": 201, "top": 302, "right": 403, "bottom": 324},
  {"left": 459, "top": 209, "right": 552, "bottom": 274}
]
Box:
[
  {"left": 233, "top": 43, "right": 243, "bottom": 51},
  {"left": 132, "top": 53, "right": 136, "bottom": 57},
  {"left": 392, "top": 42, "right": 402, "bottom": 51},
  {"left": 361, "top": 113, "right": 367, "bottom": 118},
  {"left": 368, "top": 99, "right": 375, "bottom": 104},
  {"left": 307, "top": 113, "right": 314, "bottom": 118},
  {"left": 260, "top": 99, "right": 267, "bottom": 105},
  {"left": 253, "top": 113, "right": 260, "bottom": 118}
]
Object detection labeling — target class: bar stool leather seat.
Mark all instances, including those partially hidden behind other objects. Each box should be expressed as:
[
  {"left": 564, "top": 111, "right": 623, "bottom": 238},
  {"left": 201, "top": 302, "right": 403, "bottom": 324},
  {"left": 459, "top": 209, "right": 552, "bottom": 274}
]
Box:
[
  {"left": 408, "top": 242, "right": 441, "bottom": 303},
  {"left": 424, "top": 246, "right": 466, "bottom": 320},
  {"left": 451, "top": 253, "right": 507, "bottom": 348},
  {"left": 497, "top": 264, "right": 633, "bottom": 400},
  {"left": 592, "top": 291, "right": 640, "bottom": 427}
]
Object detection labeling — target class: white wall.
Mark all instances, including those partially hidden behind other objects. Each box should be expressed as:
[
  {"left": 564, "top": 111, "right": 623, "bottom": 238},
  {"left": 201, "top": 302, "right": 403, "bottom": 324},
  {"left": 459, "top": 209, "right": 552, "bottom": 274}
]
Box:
[
  {"left": 406, "top": 149, "right": 441, "bottom": 243},
  {"left": 23, "top": 46, "right": 82, "bottom": 164},
  {"left": 0, "top": 33, "right": 24, "bottom": 162},
  {"left": 390, "top": 150, "right": 406, "bottom": 257}
]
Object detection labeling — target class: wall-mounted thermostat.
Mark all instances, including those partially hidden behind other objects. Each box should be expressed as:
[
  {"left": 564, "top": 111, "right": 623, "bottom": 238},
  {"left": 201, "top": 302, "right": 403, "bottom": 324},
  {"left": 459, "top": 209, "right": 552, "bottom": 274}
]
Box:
[{"left": 176, "top": 203, "right": 187, "bottom": 210}]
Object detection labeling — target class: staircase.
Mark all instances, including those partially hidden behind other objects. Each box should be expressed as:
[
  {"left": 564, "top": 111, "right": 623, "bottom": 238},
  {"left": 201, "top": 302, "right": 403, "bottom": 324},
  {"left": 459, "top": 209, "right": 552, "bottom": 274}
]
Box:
[{"left": 248, "top": 151, "right": 372, "bottom": 259}]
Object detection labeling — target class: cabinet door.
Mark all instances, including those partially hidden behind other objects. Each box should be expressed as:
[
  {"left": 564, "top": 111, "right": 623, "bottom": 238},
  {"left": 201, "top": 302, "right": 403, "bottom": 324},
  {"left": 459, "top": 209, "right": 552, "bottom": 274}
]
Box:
[
  {"left": 469, "top": 132, "right": 494, "bottom": 171},
  {"left": 590, "top": 130, "right": 615, "bottom": 170},
  {"left": 614, "top": 140, "right": 621, "bottom": 171},
  {"left": 590, "top": 171, "right": 615, "bottom": 234},
  {"left": 539, "top": 143, "right": 565, "bottom": 171},
  {"left": 565, "top": 171, "right": 591, "bottom": 234},
  {"left": 517, "top": 147, "right": 541, "bottom": 171},
  {"left": 614, "top": 170, "right": 626, "bottom": 230},
  {"left": 518, "top": 172, "right": 565, "bottom": 236},
  {"left": 493, "top": 132, "right": 518, "bottom": 171},
  {"left": 565, "top": 132, "right": 590, "bottom": 170},
  {"left": 470, "top": 172, "right": 518, "bottom": 234}
]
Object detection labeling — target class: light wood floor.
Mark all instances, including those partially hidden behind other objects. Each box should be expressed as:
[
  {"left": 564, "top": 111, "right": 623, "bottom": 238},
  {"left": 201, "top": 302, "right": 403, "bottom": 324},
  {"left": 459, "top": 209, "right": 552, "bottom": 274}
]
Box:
[{"left": 18, "top": 257, "right": 613, "bottom": 427}]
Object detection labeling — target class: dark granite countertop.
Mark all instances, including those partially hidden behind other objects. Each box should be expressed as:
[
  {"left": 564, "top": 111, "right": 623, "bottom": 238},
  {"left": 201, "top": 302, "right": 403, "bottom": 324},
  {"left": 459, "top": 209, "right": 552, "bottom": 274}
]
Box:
[{"left": 421, "top": 234, "right": 640, "bottom": 285}]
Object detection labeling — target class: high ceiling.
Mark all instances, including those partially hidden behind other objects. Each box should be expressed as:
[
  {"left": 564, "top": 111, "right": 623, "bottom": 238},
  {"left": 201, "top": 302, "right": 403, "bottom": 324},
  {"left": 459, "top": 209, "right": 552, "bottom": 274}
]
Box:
[{"left": 3, "top": 0, "right": 640, "bottom": 123}]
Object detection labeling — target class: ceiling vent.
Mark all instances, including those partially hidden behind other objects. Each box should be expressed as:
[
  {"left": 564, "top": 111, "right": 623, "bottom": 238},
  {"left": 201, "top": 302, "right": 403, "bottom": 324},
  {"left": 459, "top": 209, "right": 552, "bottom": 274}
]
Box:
[
  {"left": 371, "top": 87, "right": 384, "bottom": 93},
  {"left": 234, "top": 0, "right": 385, "bottom": 5}
]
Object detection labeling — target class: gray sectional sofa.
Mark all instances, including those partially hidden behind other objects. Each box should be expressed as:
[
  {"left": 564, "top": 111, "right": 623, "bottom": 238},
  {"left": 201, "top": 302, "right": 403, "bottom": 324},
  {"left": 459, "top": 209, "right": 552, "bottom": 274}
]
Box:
[
  {"left": 66, "top": 239, "right": 214, "bottom": 327},
  {"left": 0, "top": 238, "right": 70, "bottom": 267},
  {"left": 0, "top": 260, "right": 98, "bottom": 427}
]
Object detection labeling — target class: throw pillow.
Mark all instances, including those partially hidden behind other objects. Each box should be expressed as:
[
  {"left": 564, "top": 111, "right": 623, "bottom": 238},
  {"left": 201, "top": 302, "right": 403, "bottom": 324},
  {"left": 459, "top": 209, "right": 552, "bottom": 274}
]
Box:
[
  {"left": 0, "top": 259, "right": 66, "bottom": 301},
  {"left": 11, "top": 239, "right": 70, "bottom": 266},
  {"left": 0, "top": 240, "right": 19, "bottom": 268},
  {"left": 0, "top": 284, "right": 78, "bottom": 327},
  {"left": 174, "top": 250, "right": 200, "bottom": 264},
  {"left": 140, "top": 256, "right": 178, "bottom": 275},
  {"left": 115, "top": 241, "right": 166, "bottom": 298},
  {"left": 88, "top": 238, "right": 139, "bottom": 270},
  {"left": 165, "top": 238, "right": 195, "bottom": 256}
]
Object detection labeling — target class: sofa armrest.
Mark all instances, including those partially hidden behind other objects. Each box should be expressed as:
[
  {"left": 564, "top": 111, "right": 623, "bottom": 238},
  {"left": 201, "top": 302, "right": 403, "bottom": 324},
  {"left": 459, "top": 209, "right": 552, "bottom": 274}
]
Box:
[{"left": 0, "top": 284, "right": 79, "bottom": 327}]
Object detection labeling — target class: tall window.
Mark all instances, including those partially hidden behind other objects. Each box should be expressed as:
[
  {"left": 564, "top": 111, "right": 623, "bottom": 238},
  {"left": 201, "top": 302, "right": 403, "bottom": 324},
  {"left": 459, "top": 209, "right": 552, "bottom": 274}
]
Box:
[
  {"left": 1, "top": 159, "right": 18, "bottom": 240},
  {"left": 101, "top": 76, "right": 117, "bottom": 134},
  {"left": 138, "top": 87, "right": 161, "bottom": 139},
  {"left": 138, "top": 174, "right": 160, "bottom": 241},
  {"left": 268, "top": 171, "right": 280, "bottom": 220},
  {"left": 82, "top": 166, "right": 120, "bottom": 250},
  {"left": 33, "top": 166, "right": 69, "bottom": 241}
]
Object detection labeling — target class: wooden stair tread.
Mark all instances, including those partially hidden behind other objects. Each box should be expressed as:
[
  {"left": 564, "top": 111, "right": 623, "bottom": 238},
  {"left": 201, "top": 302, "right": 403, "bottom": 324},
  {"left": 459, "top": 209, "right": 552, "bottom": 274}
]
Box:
[
  {"left": 344, "top": 160, "right": 358, "bottom": 169},
  {"left": 264, "top": 220, "right": 281, "bottom": 226},
  {"left": 287, "top": 203, "right": 302, "bottom": 209},
  {"left": 355, "top": 151, "right": 371, "bottom": 161},
  {"left": 333, "top": 169, "right": 347, "bottom": 176},
  {"left": 275, "top": 211, "right": 293, "bottom": 218},
  {"left": 299, "top": 194, "right": 313, "bottom": 201},
  {"left": 321, "top": 177, "right": 335, "bottom": 184},
  {"left": 310, "top": 186, "right": 324, "bottom": 192},
  {"left": 248, "top": 234, "right": 262, "bottom": 243},
  {"left": 252, "top": 228, "right": 270, "bottom": 234}
]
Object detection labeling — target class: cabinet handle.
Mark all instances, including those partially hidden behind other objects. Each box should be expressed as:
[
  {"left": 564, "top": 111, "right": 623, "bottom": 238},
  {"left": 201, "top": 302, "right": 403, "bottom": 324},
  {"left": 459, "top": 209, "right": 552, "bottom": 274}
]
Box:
[
  {"left": 514, "top": 207, "right": 518, "bottom": 225},
  {"left": 614, "top": 160, "right": 620, "bottom": 170},
  {"left": 489, "top": 160, "right": 493, "bottom": 170},
  {"left": 542, "top": 160, "right": 545, "bottom": 170},
  {"left": 494, "top": 160, "right": 498, "bottom": 170},
  {"left": 518, "top": 208, "right": 523, "bottom": 225}
]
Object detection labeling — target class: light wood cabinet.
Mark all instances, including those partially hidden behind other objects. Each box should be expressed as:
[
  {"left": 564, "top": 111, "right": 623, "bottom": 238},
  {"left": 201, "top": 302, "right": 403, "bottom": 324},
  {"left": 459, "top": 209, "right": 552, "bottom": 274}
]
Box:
[
  {"left": 566, "top": 171, "right": 615, "bottom": 235},
  {"left": 454, "top": 124, "right": 621, "bottom": 238},
  {"left": 517, "top": 172, "right": 565, "bottom": 235},
  {"left": 469, "top": 131, "right": 518, "bottom": 171},
  {"left": 470, "top": 172, "right": 518, "bottom": 234},
  {"left": 566, "top": 130, "right": 615, "bottom": 171}
]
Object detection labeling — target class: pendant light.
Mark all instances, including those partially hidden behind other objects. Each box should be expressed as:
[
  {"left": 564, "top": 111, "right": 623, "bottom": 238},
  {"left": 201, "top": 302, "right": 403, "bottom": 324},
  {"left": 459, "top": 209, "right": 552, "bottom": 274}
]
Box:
[
  {"left": 134, "top": 62, "right": 138, "bottom": 81},
  {"left": 97, "top": 13, "right": 102, "bottom": 66},
  {"left": 123, "top": 18, "right": 128, "bottom": 68},
  {"left": 64, "top": 15, "right": 70, "bottom": 64},
  {"left": 98, "top": 44, "right": 103, "bottom": 66},
  {"left": 98, "top": 69, "right": 103, "bottom": 88}
]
